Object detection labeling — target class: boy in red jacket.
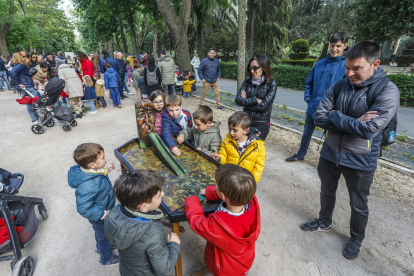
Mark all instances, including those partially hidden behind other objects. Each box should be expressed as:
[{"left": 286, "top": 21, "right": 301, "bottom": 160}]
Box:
[{"left": 185, "top": 164, "right": 261, "bottom": 276}]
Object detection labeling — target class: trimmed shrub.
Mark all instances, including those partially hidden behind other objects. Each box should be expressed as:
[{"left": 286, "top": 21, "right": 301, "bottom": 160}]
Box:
[
  {"left": 394, "top": 55, "right": 414, "bottom": 67},
  {"left": 271, "top": 64, "right": 312, "bottom": 90},
  {"left": 281, "top": 58, "right": 316, "bottom": 67},
  {"left": 289, "top": 52, "right": 309, "bottom": 60},
  {"left": 292, "top": 39, "right": 310, "bottom": 53},
  {"left": 402, "top": 49, "right": 414, "bottom": 55},
  {"left": 387, "top": 73, "right": 414, "bottom": 106},
  {"left": 220, "top": 61, "right": 238, "bottom": 80}
]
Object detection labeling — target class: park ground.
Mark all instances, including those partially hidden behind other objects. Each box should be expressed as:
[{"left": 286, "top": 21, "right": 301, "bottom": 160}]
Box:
[{"left": 0, "top": 88, "right": 413, "bottom": 276}]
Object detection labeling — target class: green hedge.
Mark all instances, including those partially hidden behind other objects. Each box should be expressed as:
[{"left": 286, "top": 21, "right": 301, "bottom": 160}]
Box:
[
  {"left": 289, "top": 52, "right": 309, "bottom": 60},
  {"left": 292, "top": 39, "right": 310, "bottom": 53},
  {"left": 281, "top": 58, "right": 315, "bottom": 67},
  {"left": 220, "top": 61, "right": 238, "bottom": 80},
  {"left": 387, "top": 73, "right": 414, "bottom": 106}
]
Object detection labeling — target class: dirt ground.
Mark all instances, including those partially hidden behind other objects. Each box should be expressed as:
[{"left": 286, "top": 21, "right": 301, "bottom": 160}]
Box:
[{"left": 0, "top": 88, "right": 413, "bottom": 276}]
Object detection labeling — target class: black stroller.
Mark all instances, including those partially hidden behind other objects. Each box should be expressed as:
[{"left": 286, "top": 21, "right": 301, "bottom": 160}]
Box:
[
  {"left": 0, "top": 168, "right": 47, "bottom": 276},
  {"left": 28, "top": 77, "right": 78, "bottom": 134}
]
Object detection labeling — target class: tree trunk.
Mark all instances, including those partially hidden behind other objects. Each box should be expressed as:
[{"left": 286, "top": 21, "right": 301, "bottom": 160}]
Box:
[
  {"left": 153, "top": 32, "right": 158, "bottom": 64},
  {"left": 391, "top": 36, "right": 402, "bottom": 55},
  {"left": 156, "top": 0, "right": 192, "bottom": 71},
  {"left": 381, "top": 37, "right": 392, "bottom": 65},
  {"left": 127, "top": 9, "right": 139, "bottom": 57},
  {"left": 318, "top": 42, "right": 329, "bottom": 60},
  {"left": 193, "top": 1, "right": 206, "bottom": 58},
  {"left": 118, "top": 16, "right": 128, "bottom": 54},
  {"left": 115, "top": 33, "right": 122, "bottom": 52},
  {"left": 0, "top": 0, "right": 15, "bottom": 56},
  {"left": 99, "top": 41, "right": 102, "bottom": 58},
  {"left": 0, "top": 29, "right": 9, "bottom": 56},
  {"left": 237, "top": 0, "right": 247, "bottom": 90},
  {"left": 246, "top": 0, "right": 259, "bottom": 65},
  {"left": 153, "top": 6, "right": 162, "bottom": 58}
]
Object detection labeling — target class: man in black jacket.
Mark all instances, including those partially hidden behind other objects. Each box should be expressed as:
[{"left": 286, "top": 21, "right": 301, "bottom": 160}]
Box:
[
  {"left": 0, "top": 58, "right": 11, "bottom": 91},
  {"left": 116, "top": 52, "right": 128, "bottom": 100},
  {"left": 301, "top": 41, "right": 400, "bottom": 260}
]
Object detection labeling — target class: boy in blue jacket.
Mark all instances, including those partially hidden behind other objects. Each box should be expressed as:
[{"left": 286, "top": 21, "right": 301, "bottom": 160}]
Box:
[
  {"left": 68, "top": 143, "right": 119, "bottom": 267},
  {"left": 161, "top": 94, "right": 193, "bottom": 156},
  {"left": 104, "top": 62, "right": 122, "bottom": 108}
]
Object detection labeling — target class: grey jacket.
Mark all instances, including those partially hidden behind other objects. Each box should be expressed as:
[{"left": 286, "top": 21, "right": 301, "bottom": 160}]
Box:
[
  {"left": 315, "top": 67, "right": 400, "bottom": 171},
  {"left": 179, "top": 121, "right": 222, "bottom": 155},
  {"left": 104, "top": 205, "right": 181, "bottom": 276},
  {"left": 158, "top": 55, "right": 176, "bottom": 85}
]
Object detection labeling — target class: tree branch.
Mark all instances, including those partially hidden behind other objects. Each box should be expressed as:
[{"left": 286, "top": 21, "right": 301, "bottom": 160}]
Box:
[{"left": 181, "top": 0, "right": 192, "bottom": 30}]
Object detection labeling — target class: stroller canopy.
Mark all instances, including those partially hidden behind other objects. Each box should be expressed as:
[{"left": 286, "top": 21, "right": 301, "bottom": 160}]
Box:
[{"left": 45, "top": 77, "right": 65, "bottom": 106}]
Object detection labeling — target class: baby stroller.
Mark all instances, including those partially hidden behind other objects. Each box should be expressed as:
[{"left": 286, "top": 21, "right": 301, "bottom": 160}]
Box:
[
  {"left": 27, "top": 77, "right": 78, "bottom": 134},
  {"left": 175, "top": 67, "right": 184, "bottom": 95},
  {"left": 0, "top": 168, "right": 48, "bottom": 276}
]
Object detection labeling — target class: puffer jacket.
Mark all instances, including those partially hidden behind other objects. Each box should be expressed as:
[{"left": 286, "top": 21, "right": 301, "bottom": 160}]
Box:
[
  {"left": 95, "top": 79, "right": 105, "bottom": 97},
  {"left": 235, "top": 78, "right": 277, "bottom": 126},
  {"left": 58, "top": 64, "right": 84, "bottom": 98},
  {"left": 80, "top": 58, "right": 95, "bottom": 78},
  {"left": 126, "top": 55, "right": 134, "bottom": 68},
  {"left": 126, "top": 65, "right": 133, "bottom": 78},
  {"left": 67, "top": 165, "right": 116, "bottom": 222},
  {"left": 104, "top": 68, "right": 119, "bottom": 89},
  {"left": 217, "top": 130, "right": 266, "bottom": 183},
  {"left": 315, "top": 67, "right": 400, "bottom": 171},
  {"left": 100, "top": 55, "right": 119, "bottom": 74},
  {"left": 117, "top": 58, "right": 127, "bottom": 77},
  {"left": 191, "top": 56, "right": 200, "bottom": 69},
  {"left": 161, "top": 109, "right": 193, "bottom": 150},
  {"left": 179, "top": 121, "right": 222, "bottom": 155},
  {"left": 31, "top": 65, "right": 47, "bottom": 84},
  {"left": 10, "top": 63, "right": 34, "bottom": 89},
  {"left": 198, "top": 57, "right": 221, "bottom": 83},
  {"left": 46, "top": 57, "right": 59, "bottom": 80},
  {"left": 104, "top": 205, "right": 181, "bottom": 276},
  {"left": 158, "top": 54, "right": 176, "bottom": 85},
  {"left": 305, "top": 53, "right": 346, "bottom": 119}
]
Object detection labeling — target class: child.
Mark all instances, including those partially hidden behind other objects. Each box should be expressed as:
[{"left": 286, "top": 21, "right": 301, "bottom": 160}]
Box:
[
  {"left": 177, "top": 105, "right": 221, "bottom": 156},
  {"left": 94, "top": 72, "right": 107, "bottom": 110},
  {"left": 212, "top": 111, "right": 265, "bottom": 183},
  {"left": 184, "top": 70, "right": 196, "bottom": 97},
  {"left": 182, "top": 73, "right": 195, "bottom": 99},
  {"left": 126, "top": 63, "right": 133, "bottom": 85},
  {"left": 104, "top": 169, "right": 181, "bottom": 276},
  {"left": 132, "top": 64, "right": 142, "bottom": 100},
  {"left": 149, "top": 90, "right": 166, "bottom": 135},
  {"left": 185, "top": 164, "right": 261, "bottom": 276},
  {"left": 83, "top": 75, "right": 98, "bottom": 114},
  {"left": 138, "top": 72, "right": 147, "bottom": 99},
  {"left": 161, "top": 94, "right": 193, "bottom": 156},
  {"left": 68, "top": 143, "right": 119, "bottom": 267},
  {"left": 103, "top": 62, "right": 122, "bottom": 108}
]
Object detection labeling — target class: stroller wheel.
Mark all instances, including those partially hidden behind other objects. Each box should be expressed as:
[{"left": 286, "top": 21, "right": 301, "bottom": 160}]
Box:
[
  {"left": 46, "top": 119, "right": 55, "bottom": 127},
  {"left": 70, "top": 120, "right": 77, "bottom": 127},
  {"left": 63, "top": 124, "right": 71, "bottom": 132},
  {"left": 12, "top": 256, "right": 35, "bottom": 276},
  {"left": 31, "top": 125, "right": 44, "bottom": 135},
  {"left": 40, "top": 209, "right": 48, "bottom": 220}
]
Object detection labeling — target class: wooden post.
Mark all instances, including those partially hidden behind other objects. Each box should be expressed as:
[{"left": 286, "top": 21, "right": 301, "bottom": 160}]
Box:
[{"left": 173, "top": 222, "right": 183, "bottom": 276}]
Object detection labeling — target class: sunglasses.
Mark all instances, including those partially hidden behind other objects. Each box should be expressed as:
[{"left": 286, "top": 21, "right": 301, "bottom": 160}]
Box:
[
  {"left": 152, "top": 100, "right": 164, "bottom": 105},
  {"left": 248, "top": 66, "right": 261, "bottom": 72}
]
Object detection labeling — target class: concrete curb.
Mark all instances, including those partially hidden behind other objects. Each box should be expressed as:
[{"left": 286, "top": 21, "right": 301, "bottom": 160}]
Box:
[{"left": 193, "top": 94, "right": 414, "bottom": 177}]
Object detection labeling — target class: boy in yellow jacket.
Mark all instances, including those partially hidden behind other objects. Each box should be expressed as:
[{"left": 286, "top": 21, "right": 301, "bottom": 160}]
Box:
[
  {"left": 182, "top": 74, "right": 195, "bottom": 99},
  {"left": 211, "top": 111, "right": 266, "bottom": 183}
]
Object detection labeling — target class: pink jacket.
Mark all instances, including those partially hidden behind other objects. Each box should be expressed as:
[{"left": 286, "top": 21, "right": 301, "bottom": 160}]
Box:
[{"left": 155, "top": 112, "right": 162, "bottom": 135}]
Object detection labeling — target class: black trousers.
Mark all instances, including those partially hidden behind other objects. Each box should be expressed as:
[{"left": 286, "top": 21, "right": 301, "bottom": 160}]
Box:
[
  {"left": 317, "top": 157, "right": 375, "bottom": 241},
  {"left": 118, "top": 74, "right": 125, "bottom": 99},
  {"left": 251, "top": 124, "right": 270, "bottom": 141}
]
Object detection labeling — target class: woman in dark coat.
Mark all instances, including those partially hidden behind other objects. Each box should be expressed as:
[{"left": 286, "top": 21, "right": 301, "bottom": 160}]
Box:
[
  {"left": 28, "top": 52, "right": 38, "bottom": 69},
  {"left": 143, "top": 55, "right": 162, "bottom": 95},
  {"left": 235, "top": 53, "right": 277, "bottom": 141}
]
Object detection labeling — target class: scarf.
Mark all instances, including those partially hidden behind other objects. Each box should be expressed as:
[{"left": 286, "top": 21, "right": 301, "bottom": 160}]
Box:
[
  {"left": 125, "top": 206, "right": 164, "bottom": 220},
  {"left": 251, "top": 75, "right": 265, "bottom": 86},
  {"left": 80, "top": 167, "right": 108, "bottom": 176}
]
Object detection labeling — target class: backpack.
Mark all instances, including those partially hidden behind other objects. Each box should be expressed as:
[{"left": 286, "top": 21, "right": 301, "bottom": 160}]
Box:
[
  {"left": 333, "top": 77, "right": 397, "bottom": 147},
  {"left": 146, "top": 66, "right": 158, "bottom": 86}
]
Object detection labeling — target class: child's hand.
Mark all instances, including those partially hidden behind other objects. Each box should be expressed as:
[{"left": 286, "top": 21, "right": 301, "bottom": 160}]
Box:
[
  {"left": 199, "top": 189, "right": 205, "bottom": 195},
  {"left": 168, "top": 232, "right": 181, "bottom": 245},
  {"left": 171, "top": 147, "right": 181, "bottom": 156},
  {"left": 107, "top": 162, "right": 115, "bottom": 173},
  {"left": 196, "top": 147, "right": 202, "bottom": 151},
  {"left": 177, "top": 134, "right": 184, "bottom": 144},
  {"left": 103, "top": 210, "right": 110, "bottom": 220},
  {"left": 211, "top": 152, "right": 219, "bottom": 160}
]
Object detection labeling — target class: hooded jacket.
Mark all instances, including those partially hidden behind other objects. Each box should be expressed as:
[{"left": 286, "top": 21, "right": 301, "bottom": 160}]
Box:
[
  {"left": 80, "top": 58, "right": 95, "bottom": 78},
  {"left": 158, "top": 54, "right": 176, "bottom": 85},
  {"left": 305, "top": 53, "right": 346, "bottom": 119},
  {"left": 67, "top": 165, "right": 116, "bottom": 222},
  {"left": 126, "top": 55, "right": 134, "bottom": 68},
  {"left": 100, "top": 55, "right": 119, "bottom": 74},
  {"left": 235, "top": 78, "right": 277, "bottom": 126},
  {"left": 126, "top": 64, "right": 133, "bottom": 78},
  {"left": 31, "top": 65, "right": 47, "bottom": 84},
  {"left": 10, "top": 63, "right": 34, "bottom": 89},
  {"left": 179, "top": 121, "right": 222, "bottom": 155},
  {"left": 58, "top": 64, "right": 84, "bottom": 98},
  {"left": 218, "top": 129, "right": 266, "bottom": 183},
  {"left": 46, "top": 56, "right": 59, "bottom": 80},
  {"left": 185, "top": 186, "right": 261, "bottom": 276},
  {"left": 198, "top": 57, "right": 221, "bottom": 83},
  {"left": 190, "top": 56, "right": 200, "bottom": 69},
  {"left": 95, "top": 79, "right": 105, "bottom": 97},
  {"left": 104, "top": 205, "right": 181, "bottom": 276},
  {"left": 161, "top": 109, "right": 193, "bottom": 151},
  {"left": 315, "top": 67, "right": 400, "bottom": 171},
  {"left": 104, "top": 68, "right": 119, "bottom": 89}
]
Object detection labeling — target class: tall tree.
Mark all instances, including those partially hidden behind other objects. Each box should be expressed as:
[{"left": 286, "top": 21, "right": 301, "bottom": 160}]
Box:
[
  {"left": 238, "top": 0, "right": 247, "bottom": 90},
  {"left": 245, "top": 0, "right": 259, "bottom": 63},
  {"left": 0, "top": 0, "right": 15, "bottom": 55},
  {"left": 156, "top": 0, "right": 192, "bottom": 70},
  {"left": 118, "top": 16, "right": 128, "bottom": 53}
]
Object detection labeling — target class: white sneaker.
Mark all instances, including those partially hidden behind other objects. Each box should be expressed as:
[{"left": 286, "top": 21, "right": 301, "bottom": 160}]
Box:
[
  {"left": 32, "top": 120, "right": 40, "bottom": 125},
  {"left": 127, "top": 92, "right": 135, "bottom": 95},
  {"left": 90, "top": 110, "right": 97, "bottom": 114}
]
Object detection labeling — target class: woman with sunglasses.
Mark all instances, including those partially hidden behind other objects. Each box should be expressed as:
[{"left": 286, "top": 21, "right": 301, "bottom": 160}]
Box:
[
  {"left": 28, "top": 52, "right": 38, "bottom": 69},
  {"left": 235, "top": 53, "right": 277, "bottom": 141}
]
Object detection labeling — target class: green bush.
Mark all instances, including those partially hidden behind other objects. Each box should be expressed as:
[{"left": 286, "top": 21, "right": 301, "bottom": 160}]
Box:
[
  {"left": 387, "top": 73, "right": 414, "bottom": 106},
  {"left": 292, "top": 39, "right": 310, "bottom": 53},
  {"left": 281, "top": 58, "right": 316, "bottom": 67},
  {"left": 220, "top": 61, "right": 238, "bottom": 80},
  {"left": 289, "top": 52, "right": 309, "bottom": 60},
  {"left": 393, "top": 55, "right": 414, "bottom": 67},
  {"left": 271, "top": 64, "right": 312, "bottom": 90}
]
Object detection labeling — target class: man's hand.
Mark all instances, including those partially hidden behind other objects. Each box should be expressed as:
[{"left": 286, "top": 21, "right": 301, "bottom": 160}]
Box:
[
  {"left": 358, "top": 111, "right": 379, "bottom": 122},
  {"left": 241, "top": 90, "right": 246, "bottom": 98},
  {"left": 177, "top": 134, "right": 185, "bottom": 144},
  {"left": 199, "top": 189, "right": 206, "bottom": 195},
  {"left": 211, "top": 152, "right": 219, "bottom": 160},
  {"left": 168, "top": 232, "right": 181, "bottom": 245},
  {"left": 202, "top": 79, "right": 206, "bottom": 83},
  {"left": 171, "top": 147, "right": 181, "bottom": 156},
  {"left": 257, "top": 98, "right": 262, "bottom": 104},
  {"left": 107, "top": 162, "right": 115, "bottom": 173},
  {"left": 217, "top": 78, "right": 219, "bottom": 81},
  {"left": 196, "top": 147, "right": 202, "bottom": 151}
]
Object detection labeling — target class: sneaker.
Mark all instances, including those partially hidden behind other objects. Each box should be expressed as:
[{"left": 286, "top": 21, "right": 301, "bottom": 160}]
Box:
[
  {"left": 100, "top": 253, "right": 120, "bottom": 267},
  {"left": 301, "top": 219, "right": 331, "bottom": 232},
  {"left": 32, "top": 120, "right": 40, "bottom": 125},
  {"left": 118, "top": 105, "right": 122, "bottom": 108},
  {"left": 124, "top": 95, "right": 129, "bottom": 98},
  {"left": 127, "top": 92, "right": 134, "bottom": 95},
  {"left": 285, "top": 154, "right": 304, "bottom": 162},
  {"left": 343, "top": 239, "right": 362, "bottom": 260},
  {"left": 101, "top": 108, "right": 105, "bottom": 111},
  {"left": 199, "top": 105, "right": 203, "bottom": 108},
  {"left": 95, "top": 247, "right": 117, "bottom": 254},
  {"left": 114, "top": 105, "right": 118, "bottom": 108},
  {"left": 217, "top": 106, "right": 225, "bottom": 110},
  {"left": 90, "top": 110, "right": 97, "bottom": 114}
]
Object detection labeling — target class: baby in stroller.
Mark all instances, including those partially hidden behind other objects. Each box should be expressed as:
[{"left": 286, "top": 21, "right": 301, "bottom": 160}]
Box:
[{"left": 175, "top": 65, "right": 184, "bottom": 95}]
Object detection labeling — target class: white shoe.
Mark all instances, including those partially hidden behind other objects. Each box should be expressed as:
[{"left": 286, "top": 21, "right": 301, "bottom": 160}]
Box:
[
  {"left": 90, "top": 110, "right": 97, "bottom": 114},
  {"left": 32, "top": 120, "right": 40, "bottom": 125},
  {"left": 127, "top": 92, "right": 135, "bottom": 95}
]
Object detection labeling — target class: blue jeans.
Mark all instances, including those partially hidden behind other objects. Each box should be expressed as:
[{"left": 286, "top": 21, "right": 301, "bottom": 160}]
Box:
[
  {"left": 183, "top": 92, "right": 190, "bottom": 98},
  {"left": 109, "top": 87, "right": 121, "bottom": 106},
  {"left": 23, "top": 87, "right": 40, "bottom": 122},
  {"left": 193, "top": 67, "right": 200, "bottom": 82},
  {"left": 0, "top": 71, "right": 11, "bottom": 90},
  {"left": 297, "top": 113, "right": 315, "bottom": 158},
  {"left": 89, "top": 220, "right": 112, "bottom": 262},
  {"left": 163, "top": 84, "right": 176, "bottom": 96},
  {"left": 87, "top": 100, "right": 96, "bottom": 111},
  {"left": 123, "top": 74, "right": 130, "bottom": 93}
]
